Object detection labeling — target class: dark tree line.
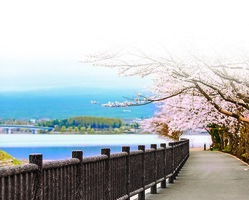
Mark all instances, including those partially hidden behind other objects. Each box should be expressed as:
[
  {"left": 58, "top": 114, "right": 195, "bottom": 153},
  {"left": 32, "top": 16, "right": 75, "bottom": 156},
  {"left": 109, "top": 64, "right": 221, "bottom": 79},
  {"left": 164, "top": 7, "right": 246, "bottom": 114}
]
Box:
[{"left": 38, "top": 116, "right": 123, "bottom": 130}]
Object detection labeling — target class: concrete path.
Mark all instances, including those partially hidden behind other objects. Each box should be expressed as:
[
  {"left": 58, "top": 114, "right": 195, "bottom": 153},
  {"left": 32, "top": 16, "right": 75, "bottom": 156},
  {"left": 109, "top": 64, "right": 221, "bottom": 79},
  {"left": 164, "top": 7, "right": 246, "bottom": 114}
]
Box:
[{"left": 145, "top": 151, "right": 249, "bottom": 200}]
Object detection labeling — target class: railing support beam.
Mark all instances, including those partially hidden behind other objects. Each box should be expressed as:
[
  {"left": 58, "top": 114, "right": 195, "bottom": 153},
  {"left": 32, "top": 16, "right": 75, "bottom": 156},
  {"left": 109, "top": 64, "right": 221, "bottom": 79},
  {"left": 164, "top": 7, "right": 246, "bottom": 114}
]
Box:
[
  {"left": 122, "top": 146, "right": 130, "bottom": 200},
  {"left": 160, "top": 143, "right": 167, "bottom": 188},
  {"left": 29, "top": 154, "right": 43, "bottom": 200},
  {"left": 101, "top": 148, "right": 111, "bottom": 200},
  {"left": 169, "top": 142, "right": 175, "bottom": 183},
  {"left": 138, "top": 145, "right": 145, "bottom": 200},
  {"left": 72, "top": 150, "right": 83, "bottom": 200},
  {"left": 151, "top": 144, "right": 157, "bottom": 194}
]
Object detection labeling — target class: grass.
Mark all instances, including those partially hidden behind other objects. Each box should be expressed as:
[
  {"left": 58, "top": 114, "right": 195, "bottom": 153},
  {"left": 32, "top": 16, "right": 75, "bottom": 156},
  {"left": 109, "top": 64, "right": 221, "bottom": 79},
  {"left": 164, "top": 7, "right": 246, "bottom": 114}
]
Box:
[
  {"left": 0, "top": 150, "right": 22, "bottom": 166},
  {"left": 221, "top": 145, "right": 230, "bottom": 153},
  {"left": 212, "top": 147, "right": 219, "bottom": 151}
]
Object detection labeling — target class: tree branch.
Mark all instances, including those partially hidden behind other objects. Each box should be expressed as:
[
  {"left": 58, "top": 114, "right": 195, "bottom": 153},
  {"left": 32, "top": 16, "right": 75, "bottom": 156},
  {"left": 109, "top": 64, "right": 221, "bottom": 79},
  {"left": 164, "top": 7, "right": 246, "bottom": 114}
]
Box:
[
  {"left": 192, "top": 79, "right": 249, "bottom": 110},
  {"left": 194, "top": 82, "right": 249, "bottom": 123}
]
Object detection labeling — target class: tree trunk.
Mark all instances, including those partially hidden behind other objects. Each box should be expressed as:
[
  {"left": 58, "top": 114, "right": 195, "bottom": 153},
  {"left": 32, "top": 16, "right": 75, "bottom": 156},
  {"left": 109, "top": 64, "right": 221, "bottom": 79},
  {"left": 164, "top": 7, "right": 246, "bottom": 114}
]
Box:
[{"left": 244, "top": 124, "right": 249, "bottom": 163}]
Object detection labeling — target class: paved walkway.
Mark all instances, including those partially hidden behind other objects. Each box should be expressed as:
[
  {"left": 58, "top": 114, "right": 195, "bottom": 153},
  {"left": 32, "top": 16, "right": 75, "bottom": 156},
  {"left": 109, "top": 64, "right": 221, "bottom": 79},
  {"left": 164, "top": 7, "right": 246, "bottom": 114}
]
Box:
[{"left": 145, "top": 151, "right": 249, "bottom": 200}]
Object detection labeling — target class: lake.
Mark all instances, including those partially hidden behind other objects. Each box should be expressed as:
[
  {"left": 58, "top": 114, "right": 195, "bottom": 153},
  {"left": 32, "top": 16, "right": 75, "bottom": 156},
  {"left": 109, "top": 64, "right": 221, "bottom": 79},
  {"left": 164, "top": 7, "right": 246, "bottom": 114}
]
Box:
[
  {"left": 1, "top": 134, "right": 212, "bottom": 160},
  {"left": 0, "top": 134, "right": 169, "bottom": 160},
  {"left": 0, "top": 90, "right": 156, "bottom": 120}
]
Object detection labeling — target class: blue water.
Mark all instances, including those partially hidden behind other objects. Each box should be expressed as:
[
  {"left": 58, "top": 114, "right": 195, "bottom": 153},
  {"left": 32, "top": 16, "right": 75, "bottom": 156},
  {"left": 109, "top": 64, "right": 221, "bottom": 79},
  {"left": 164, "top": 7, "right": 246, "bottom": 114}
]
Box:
[
  {"left": 1, "top": 146, "right": 140, "bottom": 160},
  {"left": 1, "top": 134, "right": 169, "bottom": 160},
  {"left": 0, "top": 89, "right": 159, "bottom": 160},
  {"left": 0, "top": 89, "right": 156, "bottom": 120}
]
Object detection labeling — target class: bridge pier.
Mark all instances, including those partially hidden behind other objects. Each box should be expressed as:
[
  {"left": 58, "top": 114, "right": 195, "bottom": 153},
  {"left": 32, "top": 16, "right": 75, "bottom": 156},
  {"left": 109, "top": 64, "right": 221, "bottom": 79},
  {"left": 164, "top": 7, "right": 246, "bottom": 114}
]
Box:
[
  {"left": 0, "top": 125, "right": 52, "bottom": 134},
  {"left": 5, "top": 128, "right": 12, "bottom": 134},
  {"left": 31, "top": 129, "right": 38, "bottom": 134}
]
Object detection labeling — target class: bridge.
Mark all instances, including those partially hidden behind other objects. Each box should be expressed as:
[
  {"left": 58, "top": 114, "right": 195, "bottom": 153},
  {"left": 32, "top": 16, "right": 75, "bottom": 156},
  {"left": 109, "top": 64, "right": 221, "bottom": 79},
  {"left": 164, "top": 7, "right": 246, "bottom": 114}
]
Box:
[{"left": 0, "top": 124, "right": 53, "bottom": 134}]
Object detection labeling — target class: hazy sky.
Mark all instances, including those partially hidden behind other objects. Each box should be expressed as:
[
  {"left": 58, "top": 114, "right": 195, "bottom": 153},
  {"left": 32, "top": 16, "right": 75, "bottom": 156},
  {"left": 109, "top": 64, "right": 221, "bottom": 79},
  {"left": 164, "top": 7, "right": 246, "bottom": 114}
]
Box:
[{"left": 1, "top": 0, "right": 249, "bottom": 92}]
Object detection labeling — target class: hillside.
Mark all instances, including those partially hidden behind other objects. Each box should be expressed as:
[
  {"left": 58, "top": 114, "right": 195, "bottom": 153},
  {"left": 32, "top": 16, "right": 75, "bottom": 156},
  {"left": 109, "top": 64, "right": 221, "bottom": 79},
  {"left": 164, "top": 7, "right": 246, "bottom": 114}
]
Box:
[{"left": 0, "top": 150, "right": 21, "bottom": 167}]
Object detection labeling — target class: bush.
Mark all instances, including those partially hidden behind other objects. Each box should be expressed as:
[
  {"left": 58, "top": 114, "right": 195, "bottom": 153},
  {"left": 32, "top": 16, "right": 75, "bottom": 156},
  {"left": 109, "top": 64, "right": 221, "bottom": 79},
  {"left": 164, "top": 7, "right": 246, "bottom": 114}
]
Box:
[{"left": 221, "top": 145, "right": 230, "bottom": 153}]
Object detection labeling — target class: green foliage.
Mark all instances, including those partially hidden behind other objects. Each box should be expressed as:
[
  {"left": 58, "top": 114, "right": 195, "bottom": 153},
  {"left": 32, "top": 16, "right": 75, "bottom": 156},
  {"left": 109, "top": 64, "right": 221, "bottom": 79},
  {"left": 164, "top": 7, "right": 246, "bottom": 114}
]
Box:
[
  {"left": 90, "top": 128, "right": 95, "bottom": 134},
  {"left": 38, "top": 116, "right": 123, "bottom": 131},
  {"left": 208, "top": 124, "right": 221, "bottom": 143},
  {"left": 74, "top": 127, "right": 79, "bottom": 132},
  {"left": 80, "top": 127, "right": 86, "bottom": 133},
  {"left": 0, "top": 150, "right": 22, "bottom": 166},
  {"left": 212, "top": 147, "right": 219, "bottom": 151},
  {"left": 207, "top": 123, "right": 222, "bottom": 149},
  {"left": 222, "top": 145, "right": 230, "bottom": 153},
  {"left": 113, "top": 128, "right": 121, "bottom": 134},
  {"left": 61, "top": 126, "right": 67, "bottom": 132},
  {"left": 68, "top": 126, "right": 73, "bottom": 132},
  {"left": 130, "top": 122, "right": 140, "bottom": 129}
]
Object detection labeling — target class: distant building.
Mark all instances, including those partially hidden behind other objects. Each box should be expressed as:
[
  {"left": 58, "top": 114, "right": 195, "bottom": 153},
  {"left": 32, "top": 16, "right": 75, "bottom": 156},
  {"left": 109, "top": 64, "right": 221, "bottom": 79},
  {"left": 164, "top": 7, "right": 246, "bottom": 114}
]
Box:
[{"left": 29, "top": 119, "right": 36, "bottom": 124}]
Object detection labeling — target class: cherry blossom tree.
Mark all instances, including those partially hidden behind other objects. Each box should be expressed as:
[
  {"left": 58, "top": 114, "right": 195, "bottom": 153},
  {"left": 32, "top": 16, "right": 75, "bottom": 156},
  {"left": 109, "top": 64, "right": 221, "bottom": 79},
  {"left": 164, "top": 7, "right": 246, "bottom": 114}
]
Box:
[
  {"left": 85, "top": 51, "right": 249, "bottom": 161},
  {"left": 87, "top": 52, "right": 249, "bottom": 120}
]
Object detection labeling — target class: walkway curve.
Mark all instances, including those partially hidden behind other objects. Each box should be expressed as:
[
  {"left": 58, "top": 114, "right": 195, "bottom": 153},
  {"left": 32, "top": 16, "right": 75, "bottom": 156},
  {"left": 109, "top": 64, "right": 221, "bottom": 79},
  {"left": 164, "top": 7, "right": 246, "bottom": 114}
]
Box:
[{"left": 144, "top": 151, "right": 249, "bottom": 200}]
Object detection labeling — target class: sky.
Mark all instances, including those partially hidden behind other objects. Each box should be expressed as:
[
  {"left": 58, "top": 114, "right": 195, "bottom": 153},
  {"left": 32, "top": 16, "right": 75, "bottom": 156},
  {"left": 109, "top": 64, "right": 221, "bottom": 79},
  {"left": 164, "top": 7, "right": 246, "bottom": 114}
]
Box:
[{"left": 1, "top": 0, "right": 249, "bottom": 92}]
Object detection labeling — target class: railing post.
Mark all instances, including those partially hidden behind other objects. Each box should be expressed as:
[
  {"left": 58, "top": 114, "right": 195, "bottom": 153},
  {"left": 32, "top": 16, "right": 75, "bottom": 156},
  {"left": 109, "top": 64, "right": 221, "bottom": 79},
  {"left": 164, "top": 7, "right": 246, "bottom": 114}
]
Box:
[
  {"left": 169, "top": 142, "right": 174, "bottom": 183},
  {"left": 175, "top": 143, "right": 180, "bottom": 177},
  {"left": 160, "top": 143, "right": 167, "bottom": 188},
  {"left": 122, "top": 146, "right": 130, "bottom": 200},
  {"left": 101, "top": 148, "right": 111, "bottom": 200},
  {"left": 174, "top": 143, "right": 178, "bottom": 179},
  {"left": 72, "top": 150, "right": 83, "bottom": 200},
  {"left": 151, "top": 144, "right": 157, "bottom": 194},
  {"left": 29, "top": 154, "right": 43, "bottom": 200},
  {"left": 138, "top": 145, "right": 145, "bottom": 200}
]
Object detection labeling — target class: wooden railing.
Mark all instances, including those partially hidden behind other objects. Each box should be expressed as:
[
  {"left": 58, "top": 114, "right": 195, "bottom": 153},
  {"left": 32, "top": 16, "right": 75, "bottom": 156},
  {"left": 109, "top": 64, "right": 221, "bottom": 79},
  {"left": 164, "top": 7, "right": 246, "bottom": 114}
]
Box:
[{"left": 0, "top": 139, "right": 189, "bottom": 200}]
